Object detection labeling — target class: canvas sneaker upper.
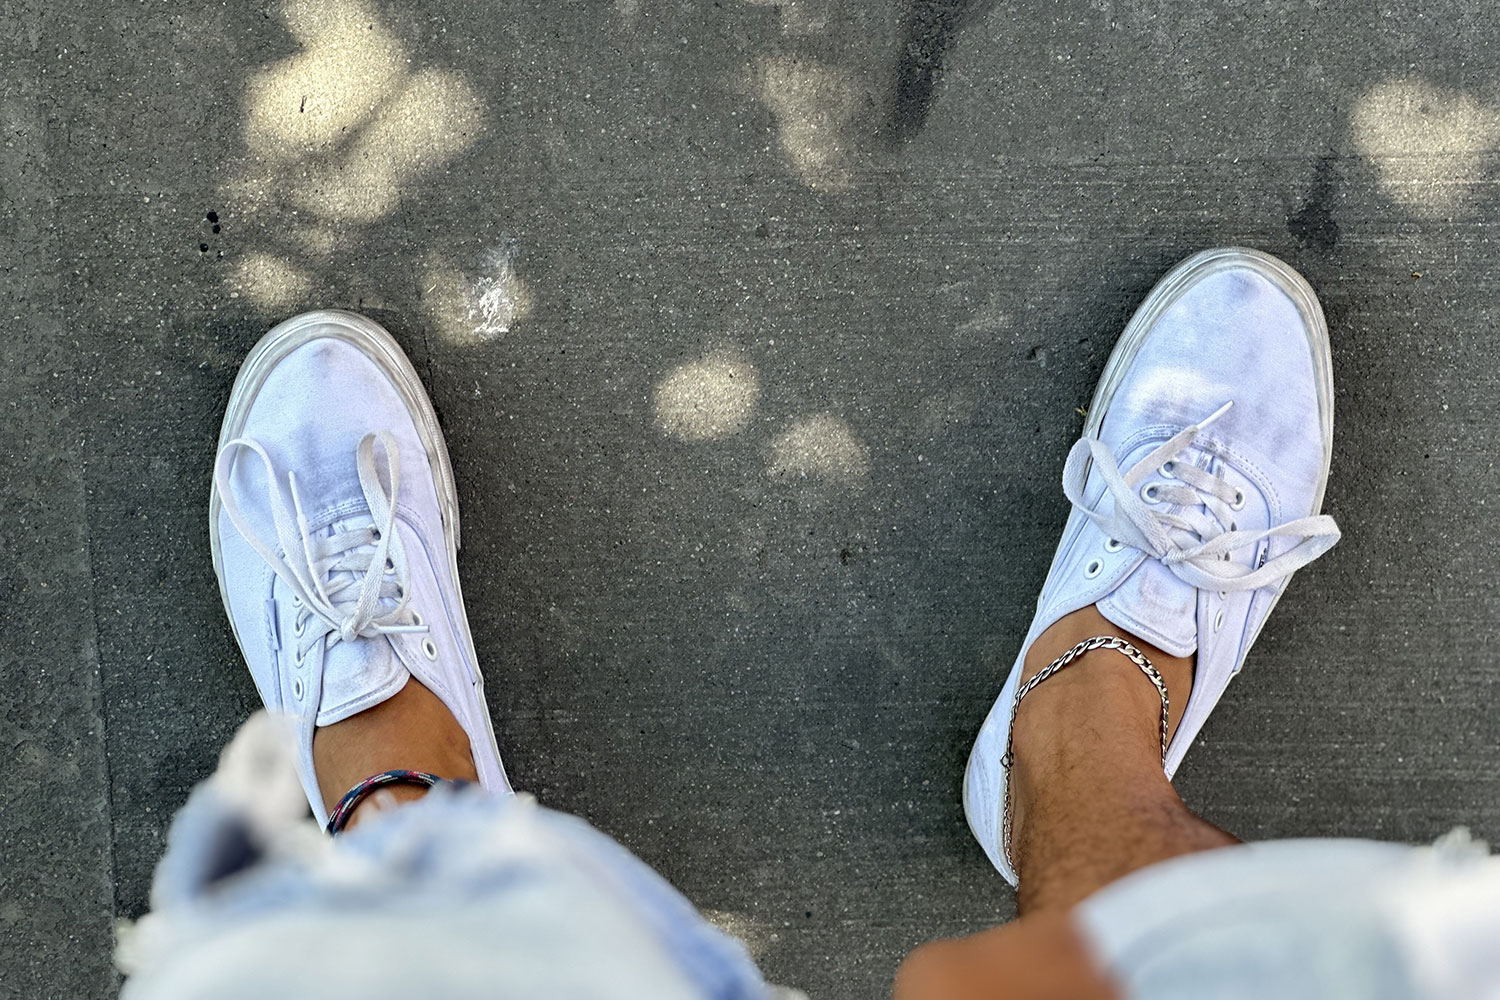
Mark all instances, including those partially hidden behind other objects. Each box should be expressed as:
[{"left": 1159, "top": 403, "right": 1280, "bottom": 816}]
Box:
[
  {"left": 209, "top": 310, "right": 510, "bottom": 825},
  {"left": 963, "top": 249, "right": 1341, "bottom": 884}
]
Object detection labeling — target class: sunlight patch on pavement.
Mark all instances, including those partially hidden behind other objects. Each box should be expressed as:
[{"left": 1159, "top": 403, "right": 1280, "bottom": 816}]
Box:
[
  {"left": 701, "top": 908, "right": 781, "bottom": 964},
  {"left": 746, "top": 55, "right": 861, "bottom": 192},
  {"left": 290, "top": 224, "right": 338, "bottom": 260},
  {"left": 234, "top": 0, "right": 485, "bottom": 224},
  {"left": 1351, "top": 78, "right": 1500, "bottom": 218},
  {"left": 221, "top": 0, "right": 490, "bottom": 318},
  {"left": 243, "top": 0, "right": 405, "bottom": 158},
  {"left": 232, "top": 252, "right": 313, "bottom": 310},
  {"left": 654, "top": 352, "right": 761, "bottom": 441},
  {"left": 294, "top": 68, "right": 484, "bottom": 222},
  {"left": 766, "top": 413, "right": 869, "bottom": 485},
  {"left": 742, "top": 0, "right": 830, "bottom": 35}
]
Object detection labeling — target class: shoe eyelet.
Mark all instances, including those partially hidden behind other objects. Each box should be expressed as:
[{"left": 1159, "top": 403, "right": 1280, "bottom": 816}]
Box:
[
  {"left": 1231, "top": 488, "right": 1246, "bottom": 511},
  {"left": 1219, "top": 590, "right": 1228, "bottom": 601},
  {"left": 411, "top": 610, "right": 424, "bottom": 627},
  {"left": 384, "top": 559, "right": 395, "bottom": 573},
  {"left": 1160, "top": 461, "right": 1176, "bottom": 477},
  {"left": 422, "top": 638, "right": 438, "bottom": 660},
  {"left": 1141, "top": 483, "right": 1160, "bottom": 503},
  {"left": 371, "top": 528, "right": 382, "bottom": 541},
  {"left": 1104, "top": 538, "right": 1123, "bottom": 553},
  {"left": 292, "top": 677, "right": 305, "bottom": 700},
  {"left": 1084, "top": 558, "right": 1104, "bottom": 579},
  {"left": 290, "top": 593, "right": 302, "bottom": 609},
  {"left": 292, "top": 616, "right": 306, "bottom": 638},
  {"left": 1214, "top": 608, "right": 1225, "bottom": 632}
]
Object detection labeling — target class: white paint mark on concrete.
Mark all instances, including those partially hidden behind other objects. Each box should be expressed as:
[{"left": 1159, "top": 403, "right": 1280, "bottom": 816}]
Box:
[
  {"left": 468, "top": 241, "right": 532, "bottom": 338},
  {"left": 423, "top": 241, "right": 535, "bottom": 346}
]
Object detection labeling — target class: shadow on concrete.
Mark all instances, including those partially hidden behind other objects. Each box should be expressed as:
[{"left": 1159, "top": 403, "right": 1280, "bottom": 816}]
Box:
[{"left": 889, "top": 0, "right": 998, "bottom": 143}]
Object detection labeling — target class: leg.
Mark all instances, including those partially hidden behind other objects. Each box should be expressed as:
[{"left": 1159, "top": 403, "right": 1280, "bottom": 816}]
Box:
[
  {"left": 123, "top": 716, "right": 772, "bottom": 998},
  {"left": 896, "top": 908, "right": 1117, "bottom": 1000},
  {"left": 958, "top": 248, "right": 1336, "bottom": 894},
  {"left": 210, "top": 311, "right": 511, "bottom": 829},
  {"left": 893, "top": 606, "right": 1235, "bottom": 997},
  {"left": 1008, "top": 606, "right": 1237, "bottom": 913},
  {"left": 312, "top": 675, "right": 478, "bottom": 827},
  {"left": 135, "top": 311, "right": 775, "bottom": 996},
  {"left": 916, "top": 250, "right": 1342, "bottom": 995}
]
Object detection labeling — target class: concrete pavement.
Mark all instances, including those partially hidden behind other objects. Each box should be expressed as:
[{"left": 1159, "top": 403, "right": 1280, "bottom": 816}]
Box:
[{"left": 5, "top": 1, "right": 1500, "bottom": 996}]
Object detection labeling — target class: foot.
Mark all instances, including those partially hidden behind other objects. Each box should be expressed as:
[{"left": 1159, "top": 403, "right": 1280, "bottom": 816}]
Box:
[
  {"left": 210, "top": 310, "right": 510, "bottom": 826},
  {"left": 963, "top": 248, "right": 1341, "bottom": 885}
]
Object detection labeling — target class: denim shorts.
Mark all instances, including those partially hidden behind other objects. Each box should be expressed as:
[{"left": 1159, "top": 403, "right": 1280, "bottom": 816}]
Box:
[
  {"left": 117, "top": 718, "right": 789, "bottom": 1000},
  {"left": 119, "top": 715, "right": 1500, "bottom": 998},
  {"left": 1074, "top": 830, "right": 1500, "bottom": 999}
]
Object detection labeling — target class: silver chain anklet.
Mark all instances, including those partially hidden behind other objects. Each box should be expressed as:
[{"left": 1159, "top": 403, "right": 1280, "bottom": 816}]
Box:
[{"left": 1000, "top": 635, "right": 1170, "bottom": 873}]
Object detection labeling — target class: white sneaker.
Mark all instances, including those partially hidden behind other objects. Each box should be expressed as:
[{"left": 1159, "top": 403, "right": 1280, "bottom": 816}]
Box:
[
  {"left": 209, "top": 310, "right": 510, "bottom": 825},
  {"left": 963, "top": 248, "right": 1342, "bottom": 885}
]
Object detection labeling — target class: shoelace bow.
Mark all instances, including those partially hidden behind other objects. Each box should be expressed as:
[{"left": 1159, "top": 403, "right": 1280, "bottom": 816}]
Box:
[
  {"left": 215, "top": 431, "right": 428, "bottom": 663},
  {"left": 1060, "top": 402, "right": 1340, "bottom": 591}
]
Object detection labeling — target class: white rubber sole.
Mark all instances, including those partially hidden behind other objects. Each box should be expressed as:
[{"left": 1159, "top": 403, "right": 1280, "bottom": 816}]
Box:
[
  {"left": 208, "top": 309, "right": 510, "bottom": 796},
  {"left": 961, "top": 248, "right": 1334, "bottom": 885}
]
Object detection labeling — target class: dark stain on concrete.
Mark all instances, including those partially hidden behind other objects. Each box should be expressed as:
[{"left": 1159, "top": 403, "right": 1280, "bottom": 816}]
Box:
[
  {"left": 1288, "top": 157, "right": 1343, "bottom": 253},
  {"left": 889, "top": 0, "right": 996, "bottom": 143}
]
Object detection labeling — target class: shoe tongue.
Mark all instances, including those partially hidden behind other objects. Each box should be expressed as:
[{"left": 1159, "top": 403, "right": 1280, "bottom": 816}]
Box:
[
  {"left": 317, "top": 635, "right": 409, "bottom": 726},
  {"left": 1096, "top": 557, "right": 1200, "bottom": 658},
  {"left": 312, "top": 516, "right": 410, "bottom": 727},
  {"left": 1091, "top": 440, "right": 1208, "bottom": 658}
]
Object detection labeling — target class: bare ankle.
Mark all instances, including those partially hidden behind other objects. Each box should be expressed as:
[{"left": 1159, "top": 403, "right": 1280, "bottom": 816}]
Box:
[
  {"left": 1004, "top": 605, "right": 1237, "bottom": 911},
  {"left": 313, "top": 676, "right": 478, "bottom": 818},
  {"left": 1007, "top": 646, "right": 1175, "bottom": 863}
]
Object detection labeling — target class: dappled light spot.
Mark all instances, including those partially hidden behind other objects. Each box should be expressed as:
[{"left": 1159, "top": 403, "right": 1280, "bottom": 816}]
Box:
[
  {"left": 291, "top": 224, "right": 337, "bottom": 259},
  {"left": 421, "top": 258, "right": 475, "bottom": 345},
  {"left": 766, "top": 413, "right": 869, "bottom": 485},
  {"left": 233, "top": 252, "right": 313, "bottom": 310},
  {"left": 1351, "top": 78, "right": 1500, "bottom": 218},
  {"left": 742, "top": 0, "right": 829, "bottom": 35},
  {"left": 748, "top": 55, "right": 860, "bottom": 192},
  {"left": 422, "top": 243, "right": 534, "bottom": 346},
  {"left": 244, "top": 0, "right": 405, "bottom": 158},
  {"left": 236, "top": 0, "right": 486, "bottom": 224},
  {"left": 654, "top": 353, "right": 761, "bottom": 441},
  {"left": 701, "top": 909, "right": 783, "bottom": 965},
  {"left": 293, "top": 68, "right": 484, "bottom": 222}
]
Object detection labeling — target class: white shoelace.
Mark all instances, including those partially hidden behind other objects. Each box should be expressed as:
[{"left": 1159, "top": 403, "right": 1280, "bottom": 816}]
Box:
[
  {"left": 1061, "top": 402, "right": 1341, "bottom": 592},
  {"left": 215, "top": 431, "right": 428, "bottom": 664}
]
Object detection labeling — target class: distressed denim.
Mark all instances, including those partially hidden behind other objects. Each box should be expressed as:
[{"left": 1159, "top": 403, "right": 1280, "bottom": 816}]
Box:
[
  {"left": 117, "top": 717, "right": 789, "bottom": 1000},
  {"left": 1075, "top": 831, "right": 1500, "bottom": 999}
]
